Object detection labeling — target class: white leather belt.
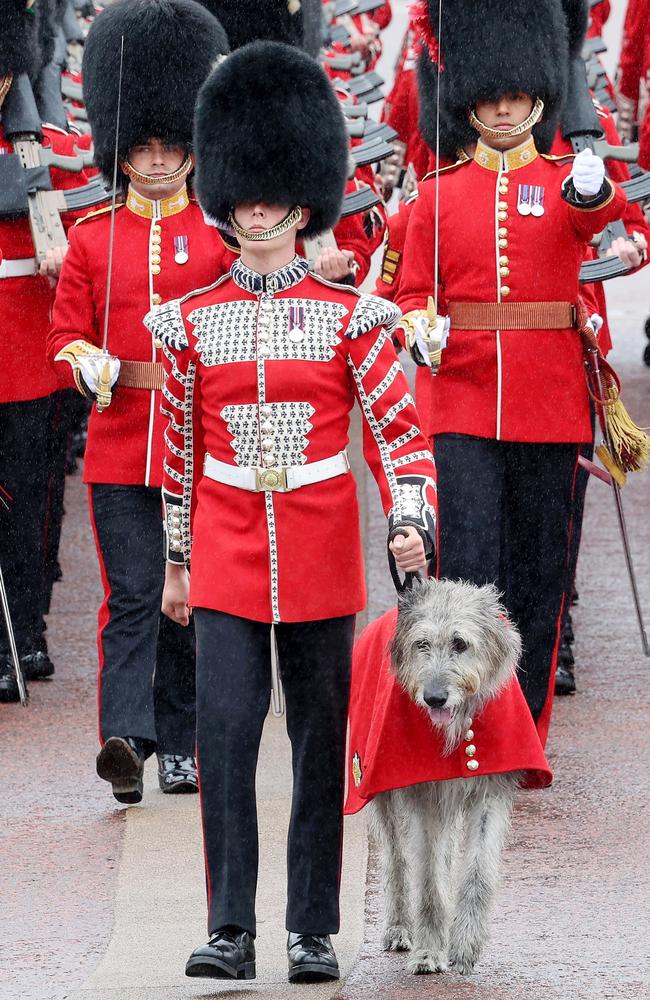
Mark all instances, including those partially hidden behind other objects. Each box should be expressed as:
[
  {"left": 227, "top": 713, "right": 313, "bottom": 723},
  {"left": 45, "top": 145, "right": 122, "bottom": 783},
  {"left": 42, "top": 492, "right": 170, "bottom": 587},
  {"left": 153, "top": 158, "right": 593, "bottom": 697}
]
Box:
[
  {"left": 0, "top": 257, "right": 38, "bottom": 279},
  {"left": 203, "top": 451, "right": 350, "bottom": 492}
]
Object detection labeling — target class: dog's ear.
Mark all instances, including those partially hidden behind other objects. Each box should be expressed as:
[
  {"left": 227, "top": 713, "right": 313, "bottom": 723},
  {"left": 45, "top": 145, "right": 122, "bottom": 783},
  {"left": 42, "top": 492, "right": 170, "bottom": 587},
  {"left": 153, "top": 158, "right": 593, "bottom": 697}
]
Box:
[{"left": 475, "top": 584, "right": 522, "bottom": 673}]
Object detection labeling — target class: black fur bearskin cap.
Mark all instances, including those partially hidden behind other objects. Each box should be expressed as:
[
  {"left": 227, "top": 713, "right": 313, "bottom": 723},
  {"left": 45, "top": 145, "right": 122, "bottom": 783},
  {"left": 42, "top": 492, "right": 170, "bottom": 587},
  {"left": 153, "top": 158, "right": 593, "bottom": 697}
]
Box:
[
  {"left": 562, "top": 0, "right": 589, "bottom": 58},
  {"left": 82, "top": 0, "right": 229, "bottom": 180},
  {"left": 194, "top": 40, "right": 348, "bottom": 237},
  {"left": 197, "top": 0, "right": 305, "bottom": 50},
  {"left": 418, "top": 0, "right": 569, "bottom": 159},
  {"left": 0, "top": 0, "right": 42, "bottom": 81}
]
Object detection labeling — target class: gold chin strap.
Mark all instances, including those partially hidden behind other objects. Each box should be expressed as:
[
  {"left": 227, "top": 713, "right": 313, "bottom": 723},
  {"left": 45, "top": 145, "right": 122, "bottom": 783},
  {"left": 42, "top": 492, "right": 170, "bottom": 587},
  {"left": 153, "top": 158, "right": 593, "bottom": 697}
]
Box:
[
  {"left": 122, "top": 155, "right": 193, "bottom": 187},
  {"left": 468, "top": 97, "right": 545, "bottom": 142},
  {"left": 228, "top": 206, "right": 303, "bottom": 242},
  {"left": 0, "top": 75, "right": 13, "bottom": 106}
]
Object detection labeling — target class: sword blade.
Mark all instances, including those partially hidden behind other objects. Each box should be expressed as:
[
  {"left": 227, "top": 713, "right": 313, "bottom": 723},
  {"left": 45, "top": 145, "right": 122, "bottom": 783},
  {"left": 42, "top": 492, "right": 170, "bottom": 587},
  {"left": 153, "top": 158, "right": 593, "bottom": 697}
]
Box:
[{"left": 0, "top": 561, "right": 28, "bottom": 705}]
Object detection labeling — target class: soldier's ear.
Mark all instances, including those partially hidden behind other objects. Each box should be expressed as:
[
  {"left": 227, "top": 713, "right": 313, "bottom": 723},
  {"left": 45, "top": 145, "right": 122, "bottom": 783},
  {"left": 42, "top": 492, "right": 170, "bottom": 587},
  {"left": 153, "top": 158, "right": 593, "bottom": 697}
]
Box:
[{"left": 296, "top": 207, "right": 311, "bottom": 232}]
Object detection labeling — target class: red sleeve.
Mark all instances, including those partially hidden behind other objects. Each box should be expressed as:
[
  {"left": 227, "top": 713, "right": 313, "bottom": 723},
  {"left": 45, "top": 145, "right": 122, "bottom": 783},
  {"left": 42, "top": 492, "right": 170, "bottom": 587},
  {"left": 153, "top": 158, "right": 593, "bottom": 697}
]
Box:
[
  {"left": 47, "top": 225, "right": 99, "bottom": 388},
  {"left": 370, "top": 1, "right": 392, "bottom": 30},
  {"left": 395, "top": 182, "right": 438, "bottom": 316},
  {"left": 566, "top": 179, "right": 628, "bottom": 241},
  {"left": 333, "top": 207, "right": 373, "bottom": 285},
  {"left": 617, "top": 0, "right": 648, "bottom": 101},
  {"left": 640, "top": 103, "right": 650, "bottom": 170},
  {"left": 346, "top": 321, "right": 437, "bottom": 546}
]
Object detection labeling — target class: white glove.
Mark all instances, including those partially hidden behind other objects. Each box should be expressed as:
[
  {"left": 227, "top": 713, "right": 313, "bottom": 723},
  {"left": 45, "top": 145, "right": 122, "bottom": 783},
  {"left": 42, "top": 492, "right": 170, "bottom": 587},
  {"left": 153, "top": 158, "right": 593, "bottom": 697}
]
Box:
[
  {"left": 78, "top": 352, "right": 121, "bottom": 398},
  {"left": 587, "top": 313, "right": 604, "bottom": 337},
  {"left": 570, "top": 148, "right": 606, "bottom": 198}
]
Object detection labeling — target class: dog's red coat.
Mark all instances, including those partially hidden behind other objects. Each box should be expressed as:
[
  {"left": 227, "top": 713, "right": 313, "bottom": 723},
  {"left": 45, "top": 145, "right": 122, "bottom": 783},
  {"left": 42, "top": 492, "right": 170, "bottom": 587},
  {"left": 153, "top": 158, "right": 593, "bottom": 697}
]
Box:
[{"left": 345, "top": 608, "right": 552, "bottom": 815}]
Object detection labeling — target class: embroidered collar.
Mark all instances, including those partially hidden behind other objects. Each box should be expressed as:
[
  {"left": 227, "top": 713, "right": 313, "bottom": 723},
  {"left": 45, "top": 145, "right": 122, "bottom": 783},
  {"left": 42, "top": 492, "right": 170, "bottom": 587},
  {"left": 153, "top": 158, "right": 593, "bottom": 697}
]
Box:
[
  {"left": 230, "top": 256, "right": 310, "bottom": 295},
  {"left": 474, "top": 136, "right": 538, "bottom": 172},
  {"left": 126, "top": 184, "right": 190, "bottom": 219}
]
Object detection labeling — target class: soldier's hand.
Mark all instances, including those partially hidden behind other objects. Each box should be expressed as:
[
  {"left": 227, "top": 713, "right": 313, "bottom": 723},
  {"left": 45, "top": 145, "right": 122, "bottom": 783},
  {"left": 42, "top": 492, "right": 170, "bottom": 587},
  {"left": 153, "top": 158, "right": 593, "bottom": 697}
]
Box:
[
  {"left": 389, "top": 526, "right": 427, "bottom": 572},
  {"left": 315, "top": 247, "right": 356, "bottom": 282},
  {"left": 78, "top": 352, "right": 121, "bottom": 400},
  {"left": 606, "top": 233, "right": 647, "bottom": 269},
  {"left": 39, "top": 245, "right": 68, "bottom": 285},
  {"left": 570, "top": 148, "right": 606, "bottom": 199},
  {"left": 162, "top": 563, "right": 191, "bottom": 626}
]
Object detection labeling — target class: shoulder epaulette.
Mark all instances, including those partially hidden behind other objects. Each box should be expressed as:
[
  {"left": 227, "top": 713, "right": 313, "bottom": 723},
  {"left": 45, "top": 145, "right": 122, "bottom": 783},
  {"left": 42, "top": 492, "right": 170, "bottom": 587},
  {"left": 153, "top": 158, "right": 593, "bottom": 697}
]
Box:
[
  {"left": 143, "top": 273, "right": 233, "bottom": 351},
  {"left": 541, "top": 152, "right": 575, "bottom": 163},
  {"left": 74, "top": 203, "right": 124, "bottom": 227},
  {"left": 420, "top": 156, "right": 470, "bottom": 183}
]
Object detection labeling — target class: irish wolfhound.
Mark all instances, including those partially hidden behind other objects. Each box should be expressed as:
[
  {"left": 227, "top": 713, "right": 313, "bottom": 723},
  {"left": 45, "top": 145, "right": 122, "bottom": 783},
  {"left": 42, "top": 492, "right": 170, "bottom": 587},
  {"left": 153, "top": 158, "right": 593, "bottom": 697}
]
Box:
[{"left": 367, "top": 579, "right": 523, "bottom": 976}]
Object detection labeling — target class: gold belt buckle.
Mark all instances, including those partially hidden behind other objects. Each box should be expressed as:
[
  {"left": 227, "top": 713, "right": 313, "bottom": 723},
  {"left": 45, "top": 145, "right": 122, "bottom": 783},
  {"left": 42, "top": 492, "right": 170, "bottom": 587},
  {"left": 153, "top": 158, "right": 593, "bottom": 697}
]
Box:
[{"left": 255, "top": 467, "right": 288, "bottom": 491}]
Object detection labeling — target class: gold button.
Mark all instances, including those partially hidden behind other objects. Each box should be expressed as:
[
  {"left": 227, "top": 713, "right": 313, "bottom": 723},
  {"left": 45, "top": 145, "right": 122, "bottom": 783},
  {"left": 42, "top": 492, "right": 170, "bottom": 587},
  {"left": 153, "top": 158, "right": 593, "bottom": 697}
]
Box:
[
  {"left": 150, "top": 253, "right": 161, "bottom": 264},
  {"left": 152, "top": 225, "right": 161, "bottom": 235},
  {"left": 498, "top": 201, "right": 508, "bottom": 210},
  {"left": 499, "top": 256, "right": 509, "bottom": 265},
  {"left": 500, "top": 175, "right": 509, "bottom": 185},
  {"left": 500, "top": 266, "right": 510, "bottom": 277},
  {"left": 465, "top": 744, "right": 477, "bottom": 757},
  {"left": 154, "top": 338, "right": 163, "bottom": 349},
  {"left": 498, "top": 227, "right": 508, "bottom": 237},
  {"left": 465, "top": 729, "right": 474, "bottom": 741},
  {"left": 467, "top": 759, "right": 480, "bottom": 771},
  {"left": 501, "top": 285, "right": 511, "bottom": 296},
  {"left": 152, "top": 293, "right": 162, "bottom": 306},
  {"left": 498, "top": 187, "right": 509, "bottom": 196},
  {"left": 499, "top": 239, "right": 508, "bottom": 249},
  {"left": 151, "top": 264, "right": 161, "bottom": 275},
  {"left": 498, "top": 211, "right": 508, "bottom": 221},
  {"left": 151, "top": 234, "right": 161, "bottom": 245}
]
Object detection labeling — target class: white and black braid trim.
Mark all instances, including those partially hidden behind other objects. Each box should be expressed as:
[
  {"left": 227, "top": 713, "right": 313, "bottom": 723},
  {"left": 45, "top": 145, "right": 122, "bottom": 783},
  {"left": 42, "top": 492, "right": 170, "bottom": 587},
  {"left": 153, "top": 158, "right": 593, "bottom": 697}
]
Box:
[{"left": 346, "top": 294, "right": 401, "bottom": 340}]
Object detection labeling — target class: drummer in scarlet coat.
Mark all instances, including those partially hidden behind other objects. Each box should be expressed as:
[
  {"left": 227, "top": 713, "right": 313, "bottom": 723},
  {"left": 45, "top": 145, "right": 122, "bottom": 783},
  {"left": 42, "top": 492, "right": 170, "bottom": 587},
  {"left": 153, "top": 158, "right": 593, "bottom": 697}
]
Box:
[
  {"left": 148, "top": 41, "right": 436, "bottom": 985},
  {"left": 47, "top": 0, "right": 232, "bottom": 802},
  {"left": 396, "top": 0, "right": 627, "bottom": 746}
]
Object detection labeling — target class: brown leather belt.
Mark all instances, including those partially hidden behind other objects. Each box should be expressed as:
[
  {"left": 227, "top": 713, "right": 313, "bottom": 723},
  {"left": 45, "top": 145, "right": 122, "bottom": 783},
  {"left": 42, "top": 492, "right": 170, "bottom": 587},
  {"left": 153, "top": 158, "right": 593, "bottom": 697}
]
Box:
[
  {"left": 448, "top": 301, "right": 576, "bottom": 330},
  {"left": 118, "top": 360, "right": 165, "bottom": 391}
]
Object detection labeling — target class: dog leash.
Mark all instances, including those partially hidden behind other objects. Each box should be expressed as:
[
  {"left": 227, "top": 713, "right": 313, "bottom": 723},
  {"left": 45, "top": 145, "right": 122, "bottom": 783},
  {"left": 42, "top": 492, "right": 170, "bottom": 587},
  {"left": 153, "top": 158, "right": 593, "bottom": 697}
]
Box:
[{"left": 387, "top": 526, "right": 426, "bottom": 594}]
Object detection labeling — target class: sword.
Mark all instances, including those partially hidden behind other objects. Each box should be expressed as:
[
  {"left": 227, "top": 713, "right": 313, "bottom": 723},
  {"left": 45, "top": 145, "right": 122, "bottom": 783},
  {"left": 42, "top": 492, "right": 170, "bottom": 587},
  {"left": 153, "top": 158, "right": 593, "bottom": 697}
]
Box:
[
  {"left": 270, "top": 626, "right": 285, "bottom": 718},
  {"left": 587, "top": 345, "right": 650, "bottom": 657},
  {"left": 0, "top": 559, "right": 28, "bottom": 706}
]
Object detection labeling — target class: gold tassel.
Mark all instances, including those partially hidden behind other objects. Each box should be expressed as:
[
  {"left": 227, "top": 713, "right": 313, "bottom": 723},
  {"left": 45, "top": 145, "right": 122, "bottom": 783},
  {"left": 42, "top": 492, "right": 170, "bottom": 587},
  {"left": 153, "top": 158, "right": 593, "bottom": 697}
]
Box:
[{"left": 602, "top": 386, "right": 650, "bottom": 475}]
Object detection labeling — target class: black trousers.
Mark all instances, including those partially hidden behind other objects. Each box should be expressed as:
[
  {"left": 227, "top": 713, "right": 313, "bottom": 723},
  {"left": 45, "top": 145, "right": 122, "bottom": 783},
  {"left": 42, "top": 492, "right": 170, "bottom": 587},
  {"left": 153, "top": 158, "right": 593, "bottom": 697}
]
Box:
[
  {"left": 43, "top": 390, "right": 79, "bottom": 620},
  {"left": 434, "top": 434, "right": 581, "bottom": 722},
  {"left": 193, "top": 608, "right": 355, "bottom": 938},
  {"left": 89, "top": 484, "right": 196, "bottom": 754},
  {"left": 0, "top": 396, "right": 53, "bottom": 657}
]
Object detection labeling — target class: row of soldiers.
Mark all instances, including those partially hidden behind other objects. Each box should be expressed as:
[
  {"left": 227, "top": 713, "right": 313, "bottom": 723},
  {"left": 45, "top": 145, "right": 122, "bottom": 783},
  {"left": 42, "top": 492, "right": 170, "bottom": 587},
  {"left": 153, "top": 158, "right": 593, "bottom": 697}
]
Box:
[{"left": 1, "top": 0, "right": 648, "bottom": 983}]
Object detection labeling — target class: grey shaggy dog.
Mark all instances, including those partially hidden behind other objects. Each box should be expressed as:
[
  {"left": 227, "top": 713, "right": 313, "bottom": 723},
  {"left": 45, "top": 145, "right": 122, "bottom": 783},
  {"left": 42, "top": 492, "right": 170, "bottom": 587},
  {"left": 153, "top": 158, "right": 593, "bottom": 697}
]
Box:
[{"left": 367, "top": 579, "right": 523, "bottom": 976}]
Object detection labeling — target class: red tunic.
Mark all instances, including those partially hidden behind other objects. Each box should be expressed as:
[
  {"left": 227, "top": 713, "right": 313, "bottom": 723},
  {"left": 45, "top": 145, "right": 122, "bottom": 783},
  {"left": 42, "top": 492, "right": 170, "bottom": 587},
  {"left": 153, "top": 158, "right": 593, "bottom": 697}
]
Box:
[
  {"left": 345, "top": 607, "right": 552, "bottom": 815},
  {"left": 0, "top": 123, "right": 93, "bottom": 403},
  {"left": 47, "top": 186, "right": 234, "bottom": 486},
  {"left": 397, "top": 137, "right": 627, "bottom": 442},
  {"left": 617, "top": 0, "right": 649, "bottom": 105},
  {"left": 148, "top": 258, "right": 437, "bottom": 624}
]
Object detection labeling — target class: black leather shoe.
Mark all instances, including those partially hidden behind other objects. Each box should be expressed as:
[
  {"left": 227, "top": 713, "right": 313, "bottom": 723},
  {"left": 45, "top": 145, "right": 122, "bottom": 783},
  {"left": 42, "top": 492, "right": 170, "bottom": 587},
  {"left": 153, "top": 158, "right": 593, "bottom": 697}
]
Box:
[
  {"left": 287, "top": 933, "right": 340, "bottom": 983},
  {"left": 185, "top": 927, "right": 256, "bottom": 980},
  {"left": 157, "top": 753, "right": 198, "bottom": 794},
  {"left": 20, "top": 641, "right": 55, "bottom": 680},
  {"left": 0, "top": 658, "right": 22, "bottom": 703},
  {"left": 96, "top": 737, "right": 145, "bottom": 804},
  {"left": 555, "top": 662, "right": 576, "bottom": 696}
]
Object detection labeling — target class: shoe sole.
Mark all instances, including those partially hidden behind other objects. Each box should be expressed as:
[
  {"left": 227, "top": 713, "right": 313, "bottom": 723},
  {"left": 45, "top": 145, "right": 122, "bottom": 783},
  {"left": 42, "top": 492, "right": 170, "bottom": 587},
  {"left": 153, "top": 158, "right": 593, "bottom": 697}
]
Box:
[
  {"left": 0, "top": 684, "right": 21, "bottom": 703},
  {"left": 159, "top": 779, "right": 199, "bottom": 794},
  {"left": 288, "top": 965, "right": 340, "bottom": 983},
  {"left": 22, "top": 665, "right": 55, "bottom": 680},
  {"left": 185, "top": 958, "right": 256, "bottom": 980},
  {"left": 96, "top": 738, "right": 144, "bottom": 804}
]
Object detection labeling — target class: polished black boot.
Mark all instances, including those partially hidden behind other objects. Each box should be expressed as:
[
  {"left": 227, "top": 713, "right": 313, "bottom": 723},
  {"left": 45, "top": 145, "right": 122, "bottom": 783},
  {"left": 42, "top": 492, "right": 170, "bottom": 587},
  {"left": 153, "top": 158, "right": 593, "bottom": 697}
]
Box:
[
  {"left": 287, "top": 933, "right": 340, "bottom": 983},
  {"left": 96, "top": 737, "right": 145, "bottom": 804},
  {"left": 555, "top": 638, "right": 576, "bottom": 696},
  {"left": 20, "top": 636, "right": 55, "bottom": 680},
  {"left": 0, "top": 658, "right": 23, "bottom": 703},
  {"left": 185, "top": 927, "right": 256, "bottom": 980}
]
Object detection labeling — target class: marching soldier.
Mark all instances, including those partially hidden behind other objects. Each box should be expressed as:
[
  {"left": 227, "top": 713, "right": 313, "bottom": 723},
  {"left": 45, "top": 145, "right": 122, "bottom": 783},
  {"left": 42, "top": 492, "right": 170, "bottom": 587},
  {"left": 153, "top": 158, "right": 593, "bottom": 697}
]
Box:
[
  {"left": 47, "top": 0, "right": 232, "bottom": 800},
  {"left": 0, "top": 0, "right": 92, "bottom": 702},
  {"left": 147, "top": 40, "right": 436, "bottom": 983},
  {"left": 397, "top": 0, "right": 629, "bottom": 746}
]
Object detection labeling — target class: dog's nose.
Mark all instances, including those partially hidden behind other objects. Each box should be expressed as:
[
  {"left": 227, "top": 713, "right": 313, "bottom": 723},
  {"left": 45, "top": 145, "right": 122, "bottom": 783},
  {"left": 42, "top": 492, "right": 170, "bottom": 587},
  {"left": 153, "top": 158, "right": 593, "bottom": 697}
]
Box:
[{"left": 423, "top": 688, "right": 448, "bottom": 709}]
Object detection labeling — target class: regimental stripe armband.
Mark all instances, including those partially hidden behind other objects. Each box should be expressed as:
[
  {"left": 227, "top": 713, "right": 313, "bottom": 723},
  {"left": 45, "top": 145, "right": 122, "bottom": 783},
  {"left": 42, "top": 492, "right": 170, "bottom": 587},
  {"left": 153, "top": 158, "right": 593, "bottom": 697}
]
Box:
[
  {"left": 162, "top": 491, "right": 185, "bottom": 563},
  {"left": 380, "top": 246, "right": 401, "bottom": 286}
]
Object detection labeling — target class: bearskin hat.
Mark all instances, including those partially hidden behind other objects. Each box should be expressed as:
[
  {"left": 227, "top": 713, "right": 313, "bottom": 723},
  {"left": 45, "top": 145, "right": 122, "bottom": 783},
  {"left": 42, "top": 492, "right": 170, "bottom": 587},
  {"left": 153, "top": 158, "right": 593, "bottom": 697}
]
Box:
[
  {"left": 418, "top": 0, "right": 569, "bottom": 159},
  {"left": 194, "top": 40, "right": 348, "bottom": 237},
  {"left": 197, "top": 0, "right": 308, "bottom": 51},
  {"left": 82, "top": 0, "right": 229, "bottom": 180},
  {"left": 0, "top": 0, "right": 42, "bottom": 81},
  {"left": 560, "top": 0, "right": 601, "bottom": 138}
]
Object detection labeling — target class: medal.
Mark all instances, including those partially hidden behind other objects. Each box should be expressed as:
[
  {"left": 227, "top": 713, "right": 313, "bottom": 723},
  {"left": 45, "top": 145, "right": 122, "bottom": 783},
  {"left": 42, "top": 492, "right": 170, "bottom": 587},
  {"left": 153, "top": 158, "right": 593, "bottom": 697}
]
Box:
[
  {"left": 288, "top": 304, "right": 304, "bottom": 343},
  {"left": 174, "top": 235, "right": 189, "bottom": 264},
  {"left": 531, "top": 185, "right": 545, "bottom": 217},
  {"left": 517, "top": 184, "right": 532, "bottom": 216}
]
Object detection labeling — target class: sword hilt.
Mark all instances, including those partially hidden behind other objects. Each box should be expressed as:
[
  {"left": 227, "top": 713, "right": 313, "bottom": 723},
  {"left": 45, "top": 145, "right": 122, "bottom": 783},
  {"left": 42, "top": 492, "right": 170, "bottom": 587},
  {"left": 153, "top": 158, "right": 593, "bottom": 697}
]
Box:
[{"left": 95, "top": 359, "right": 113, "bottom": 413}]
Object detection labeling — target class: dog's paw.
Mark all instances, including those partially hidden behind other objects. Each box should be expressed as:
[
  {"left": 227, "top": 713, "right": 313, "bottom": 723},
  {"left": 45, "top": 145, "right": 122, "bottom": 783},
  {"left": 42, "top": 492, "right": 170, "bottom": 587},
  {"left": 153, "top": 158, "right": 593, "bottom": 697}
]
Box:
[
  {"left": 382, "top": 925, "right": 412, "bottom": 952},
  {"left": 407, "top": 949, "right": 448, "bottom": 975},
  {"left": 448, "top": 948, "right": 478, "bottom": 976}
]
